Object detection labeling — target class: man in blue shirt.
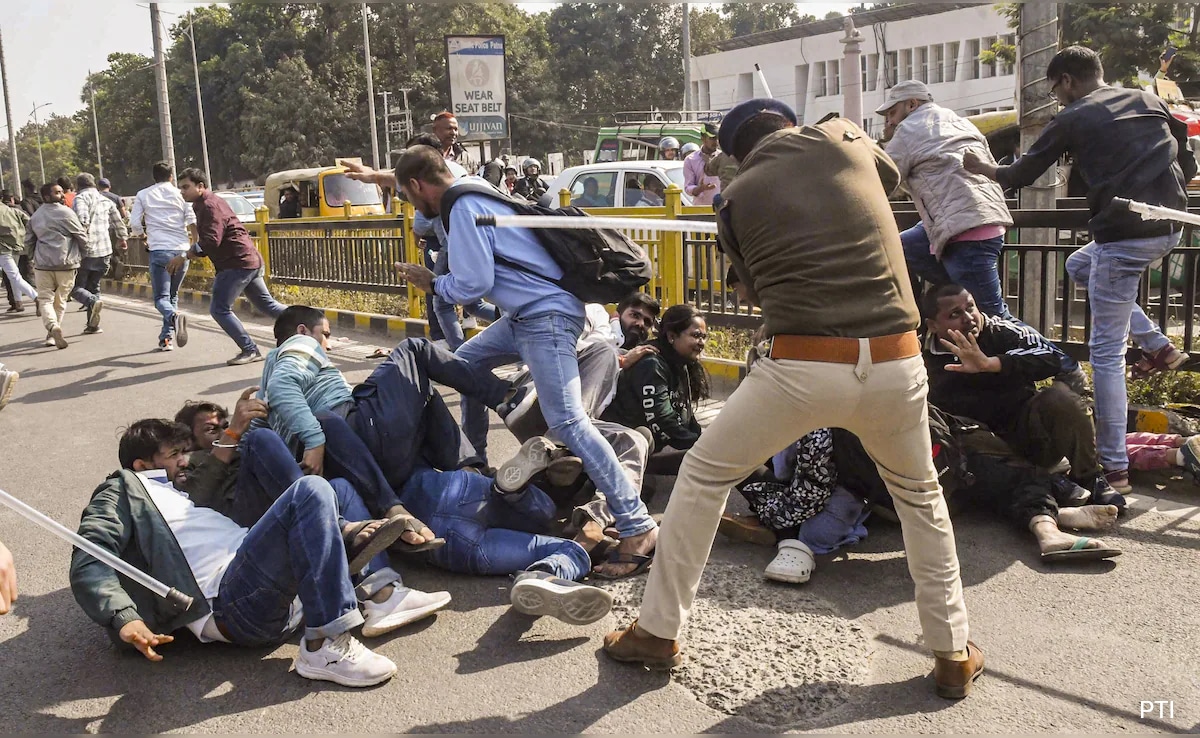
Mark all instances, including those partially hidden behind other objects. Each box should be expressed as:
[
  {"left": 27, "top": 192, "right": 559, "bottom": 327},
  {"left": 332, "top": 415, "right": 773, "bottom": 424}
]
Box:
[{"left": 388, "top": 146, "right": 658, "bottom": 578}]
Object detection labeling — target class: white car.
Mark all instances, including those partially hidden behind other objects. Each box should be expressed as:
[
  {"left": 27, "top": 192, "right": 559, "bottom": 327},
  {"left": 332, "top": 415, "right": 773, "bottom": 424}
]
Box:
[
  {"left": 215, "top": 191, "right": 257, "bottom": 223},
  {"left": 538, "top": 161, "right": 692, "bottom": 208}
]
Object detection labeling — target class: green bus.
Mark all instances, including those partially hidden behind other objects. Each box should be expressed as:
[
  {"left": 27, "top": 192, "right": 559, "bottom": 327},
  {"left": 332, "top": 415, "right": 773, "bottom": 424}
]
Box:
[{"left": 593, "top": 111, "right": 722, "bottom": 163}]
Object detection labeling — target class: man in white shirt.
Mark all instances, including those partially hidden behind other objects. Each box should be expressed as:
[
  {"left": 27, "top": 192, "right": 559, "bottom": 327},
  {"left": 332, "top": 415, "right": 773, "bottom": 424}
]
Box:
[
  {"left": 130, "top": 161, "right": 197, "bottom": 351},
  {"left": 71, "top": 419, "right": 451, "bottom": 688}
]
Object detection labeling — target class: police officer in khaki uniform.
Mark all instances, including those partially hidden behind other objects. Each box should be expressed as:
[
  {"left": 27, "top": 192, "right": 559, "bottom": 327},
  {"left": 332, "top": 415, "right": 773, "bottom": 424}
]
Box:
[{"left": 602, "top": 98, "right": 985, "bottom": 700}]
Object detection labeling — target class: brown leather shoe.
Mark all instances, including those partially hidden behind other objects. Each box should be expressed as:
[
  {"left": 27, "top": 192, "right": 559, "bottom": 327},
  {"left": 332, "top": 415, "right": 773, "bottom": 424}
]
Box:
[
  {"left": 934, "top": 640, "right": 985, "bottom": 699},
  {"left": 602, "top": 619, "right": 682, "bottom": 670}
]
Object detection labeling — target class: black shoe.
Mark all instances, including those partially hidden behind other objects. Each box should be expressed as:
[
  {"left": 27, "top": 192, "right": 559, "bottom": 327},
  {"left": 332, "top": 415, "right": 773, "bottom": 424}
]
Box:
[
  {"left": 496, "top": 383, "right": 539, "bottom": 433},
  {"left": 226, "top": 349, "right": 263, "bottom": 366},
  {"left": 1049, "top": 474, "right": 1091, "bottom": 507},
  {"left": 1089, "top": 474, "right": 1127, "bottom": 510}
]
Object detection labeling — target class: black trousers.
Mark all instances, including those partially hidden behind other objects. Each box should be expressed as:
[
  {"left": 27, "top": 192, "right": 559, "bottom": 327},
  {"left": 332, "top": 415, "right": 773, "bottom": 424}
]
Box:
[{"left": 1006, "top": 383, "right": 1101, "bottom": 485}]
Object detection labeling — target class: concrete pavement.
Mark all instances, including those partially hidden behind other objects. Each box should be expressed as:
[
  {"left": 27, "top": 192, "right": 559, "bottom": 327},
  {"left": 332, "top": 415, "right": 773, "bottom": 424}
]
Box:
[{"left": 1, "top": 293, "right": 1198, "bottom": 733}]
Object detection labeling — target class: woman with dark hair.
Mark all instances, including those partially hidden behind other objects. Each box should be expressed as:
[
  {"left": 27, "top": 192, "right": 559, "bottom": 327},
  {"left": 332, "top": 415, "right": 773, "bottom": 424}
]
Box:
[{"left": 602, "top": 304, "right": 709, "bottom": 478}]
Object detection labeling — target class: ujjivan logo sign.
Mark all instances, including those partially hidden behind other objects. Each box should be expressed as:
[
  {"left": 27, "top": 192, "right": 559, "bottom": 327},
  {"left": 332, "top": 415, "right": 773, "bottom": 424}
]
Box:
[{"left": 446, "top": 35, "right": 508, "bottom": 140}]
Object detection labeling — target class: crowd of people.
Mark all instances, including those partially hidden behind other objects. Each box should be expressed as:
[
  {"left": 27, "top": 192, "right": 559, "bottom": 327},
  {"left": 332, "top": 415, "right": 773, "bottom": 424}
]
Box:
[{"left": 3, "top": 44, "right": 1200, "bottom": 702}]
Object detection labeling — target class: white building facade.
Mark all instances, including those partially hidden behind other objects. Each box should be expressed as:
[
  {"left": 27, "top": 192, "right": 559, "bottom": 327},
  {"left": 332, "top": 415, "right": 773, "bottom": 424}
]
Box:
[{"left": 690, "top": 3, "right": 1017, "bottom": 135}]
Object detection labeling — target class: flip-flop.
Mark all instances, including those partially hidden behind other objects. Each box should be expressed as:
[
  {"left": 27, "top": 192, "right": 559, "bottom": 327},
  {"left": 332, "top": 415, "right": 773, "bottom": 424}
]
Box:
[
  {"left": 343, "top": 516, "right": 410, "bottom": 574},
  {"left": 383, "top": 505, "right": 447, "bottom": 555},
  {"left": 1040, "top": 537, "right": 1122, "bottom": 562},
  {"left": 590, "top": 550, "right": 654, "bottom": 580},
  {"left": 367, "top": 348, "right": 388, "bottom": 360}
]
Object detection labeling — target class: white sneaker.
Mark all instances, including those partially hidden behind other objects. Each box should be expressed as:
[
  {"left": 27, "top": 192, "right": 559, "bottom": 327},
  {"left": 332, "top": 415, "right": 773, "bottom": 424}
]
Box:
[
  {"left": 0, "top": 369, "right": 18, "bottom": 411},
  {"left": 293, "top": 631, "right": 396, "bottom": 687},
  {"left": 360, "top": 586, "right": 451, "bottom": 637},
  {"left": 764, "top": 539, "right": 815, "bottom": 584},
  {"left": 462, "top": 315, "right": 479, "bottom": 330},
  {"left": 511, "top": 571, "right": 613, "bottom": 625}
]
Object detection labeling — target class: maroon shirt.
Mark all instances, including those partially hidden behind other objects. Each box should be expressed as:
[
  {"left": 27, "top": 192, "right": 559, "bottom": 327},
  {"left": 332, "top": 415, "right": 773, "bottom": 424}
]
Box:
[{"left": 192, "top": 191, "right": 261, "bottom": 272}]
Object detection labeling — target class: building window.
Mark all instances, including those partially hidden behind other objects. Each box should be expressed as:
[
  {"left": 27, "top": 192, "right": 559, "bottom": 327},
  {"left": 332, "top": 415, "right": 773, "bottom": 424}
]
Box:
[
  {"left": 830, "top": 59, "right": 841, "bottom": 95},
  {"left": 981, "top": 36, "right": 997, "bottom": 78},
  {"left": 945, "top": 41, "right": 960, "bottom": 82},
  {"left": 814, "top": 61, "right": 828, "bottom": 97},
  {"left": 965, "top": 39, "right": 980, "bottom": 80},
  {"left": 916, "top": 46, "right": 928, "bottom": 83},
  {"left": 737, "top": 72, "right": 754, "bottom": 101},
  {"left": 929, "top": 45, "right": 944, "bottom": 84},
  {"left": 900, "top": 49, "right": 912, "bottom": 81},
  {"left": 699, "top": 79, "right": 711, "bottom": 109},
  {"left": 861, "top": 118, "right": 874, "bottom": 135},
  {"left": 794, "top": 64, "right": 809, "bottom": 119},
  {"left": 866, "top": 53, "right": 879, "bottom": 92},
  {"left": 885, "top": 51, "right": 898, "bottom": 86},
  {"left": 1000, "top": 34, "right": 1016, "bottom": 76}
]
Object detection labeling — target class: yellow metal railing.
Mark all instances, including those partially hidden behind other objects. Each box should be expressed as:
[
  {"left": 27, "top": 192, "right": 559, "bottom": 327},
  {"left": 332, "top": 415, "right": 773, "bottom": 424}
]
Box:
[{"left": 251, "top": 188, "right": 711, "bottom": 318}]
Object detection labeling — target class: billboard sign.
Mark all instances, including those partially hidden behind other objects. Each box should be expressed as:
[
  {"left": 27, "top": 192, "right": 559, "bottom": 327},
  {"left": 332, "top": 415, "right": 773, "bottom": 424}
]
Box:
[{"left": 445, "top": 35, "right": 508, "bottom": 140}]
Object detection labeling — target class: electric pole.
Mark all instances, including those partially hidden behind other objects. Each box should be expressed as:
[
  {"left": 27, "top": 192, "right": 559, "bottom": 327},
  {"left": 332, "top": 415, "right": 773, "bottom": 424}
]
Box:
[
  {"left": 0, "top": 25, "right": 22, "bottom": 198},
  {"left": 88, "top": 71, "right": 103, "bottom": 179},
  {"left": 682, "top": 2, "right": 692, "bottom": 110},
  {"left": 399, "top": 87, "right": 413, "bottom": 144},
  {"left": 379, "top": 90, "right": 391, "bottom": 169},
  {"left": 362, "top": 3, "right": 379, "bottom": 169},
  {"left": 150, "top": 3, "right": 176, "bottom": 173},
  {"left": 189, "top": 11, "right": 211, "bottom": 180}
]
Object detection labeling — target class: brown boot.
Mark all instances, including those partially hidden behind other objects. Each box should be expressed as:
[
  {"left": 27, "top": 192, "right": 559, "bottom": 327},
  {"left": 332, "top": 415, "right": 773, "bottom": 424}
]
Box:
[
  {"left": 602, "top": 619, "right": 682, "bottom": 670},
  {"left": 933, "top": 641, "right": 985, "bottom": 699}
]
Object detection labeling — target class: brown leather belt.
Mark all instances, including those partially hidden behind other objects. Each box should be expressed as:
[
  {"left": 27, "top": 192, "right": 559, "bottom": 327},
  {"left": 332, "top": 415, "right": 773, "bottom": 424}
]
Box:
[{"left": 766, "top": 331, "right": 921, "bottom": 364}]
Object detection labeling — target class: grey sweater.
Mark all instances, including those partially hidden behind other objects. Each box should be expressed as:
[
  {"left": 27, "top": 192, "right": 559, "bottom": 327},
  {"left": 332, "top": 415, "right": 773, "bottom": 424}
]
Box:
[{"left": 25, "top": 202, "right": 87, "bottom": 270}]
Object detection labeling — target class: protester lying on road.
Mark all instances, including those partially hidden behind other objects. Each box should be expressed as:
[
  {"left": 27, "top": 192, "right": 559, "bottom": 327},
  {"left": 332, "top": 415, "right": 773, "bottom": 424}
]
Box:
[
  {"left": 70, "top": 419, "right": 456, "bottom": 687},
  {"left": 923, "top": 283, "right": 1125, "bottom": 508},
  {"left": 400, "top": 437, "right": 616, "bottom": 625},
  {"left": 259, "top": 306, "right": 536, "bottom": 550},
  {"left": 723, "top": 404, "right": 1123, "bottom": 583}
]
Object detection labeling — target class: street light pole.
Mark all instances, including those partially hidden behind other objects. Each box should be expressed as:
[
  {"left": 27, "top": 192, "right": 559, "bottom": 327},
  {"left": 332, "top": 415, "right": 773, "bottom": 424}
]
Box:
[
  {"left": 362, "top": 3, "right": 379, "bottom": 169},
  {"left": 88, "top": 71, "right": 103, "bottom": 179},
  {"left": 188, "top": 11, "right": 211, "bottom": 180},
  {"left": 0, "top": 25, "right": 21, "bottom": 198},
  {"left": 30, "top": 102, "right": 49, "bottom": 184},
  {"left": 379, "top": 90, "right": 391, "bottom": 169},
  {"left": 150, "top": 3, "right": 176, "bottom": 173}
]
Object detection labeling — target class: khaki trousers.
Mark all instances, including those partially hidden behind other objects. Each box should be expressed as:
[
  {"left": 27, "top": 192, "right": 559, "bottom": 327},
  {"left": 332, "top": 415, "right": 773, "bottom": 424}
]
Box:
[
  {"left": 638, "top": 349, "right": 970, "bottom": 654},
  {"left": 35, "top": 269, "right": 76, "bottom": 333}
]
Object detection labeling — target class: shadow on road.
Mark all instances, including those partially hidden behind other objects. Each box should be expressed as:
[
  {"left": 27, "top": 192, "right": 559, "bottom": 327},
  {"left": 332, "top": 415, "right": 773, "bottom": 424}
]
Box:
[{"left": 2, "top": 587, "right": 315, "bottom": 733}]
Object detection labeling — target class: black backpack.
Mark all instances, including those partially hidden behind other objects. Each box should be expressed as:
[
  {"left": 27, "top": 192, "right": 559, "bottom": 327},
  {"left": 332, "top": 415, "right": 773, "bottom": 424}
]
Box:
[{"left": 439, "top": 181, "right": 652, "bottom": 304}]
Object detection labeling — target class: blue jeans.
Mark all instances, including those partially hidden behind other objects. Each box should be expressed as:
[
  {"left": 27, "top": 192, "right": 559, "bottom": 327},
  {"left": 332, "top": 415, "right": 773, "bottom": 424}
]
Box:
[
  {"left": 431, "top": 246, "right": 500, "bottom": 350},
  {"left": 149, "top": 250, "right": 188, "bottom": 341},
  {"left": 901, "top": 222, "right": 1016, "bottom": 321},
  {"left": 401, "top": 467, "right": 591, "bottom": 580},
  {"left": 71, "top": 255, "right": 110, "bottom": 309},
  {"left": 1066, "top": 231, "right": 1181, "bottom": 471},
  {"left": 234, "top": 429, "right": 397, "bottom": 593},
  {"left": 212, "top": 476, "right": 363, "bottom": 644},
  {"left": 211, "top": 266, "right": 287, "bottom": 353},
  {"left": 456, "top": 311, "right": 655, "bottom": 538},
  {"left": 346, "top": 338, "right": 508, "bottom": 489}
]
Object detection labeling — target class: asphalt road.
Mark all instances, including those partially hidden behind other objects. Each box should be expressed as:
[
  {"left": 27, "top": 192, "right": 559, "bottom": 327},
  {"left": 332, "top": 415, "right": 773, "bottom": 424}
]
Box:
[{"left": 1, "top": 294, "right": 1198, "bottom": 733}]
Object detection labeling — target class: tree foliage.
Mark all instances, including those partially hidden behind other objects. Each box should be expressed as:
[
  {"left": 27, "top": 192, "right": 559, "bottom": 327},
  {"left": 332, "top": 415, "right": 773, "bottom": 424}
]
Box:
[
  {"left": 1, "top": 1, "right": 807, "bottom": 194},
  {"left": 990, "top": 3, "right": 1200, "bottom": 87}
]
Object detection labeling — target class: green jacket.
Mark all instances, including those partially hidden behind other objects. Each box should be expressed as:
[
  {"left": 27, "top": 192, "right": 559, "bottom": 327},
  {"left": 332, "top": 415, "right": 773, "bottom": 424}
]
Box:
[
  {"left": 703, "top": 150, "right": 740, "bottom": 191},
  {"left": 0, "top": 202, "right": 30, "bottom": 256},
  {"left": 180, "top": 450, "right": 240, "bottom": 519},
  {"left": 70, "top": 470, "right": 208, "bottom": 648}
]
